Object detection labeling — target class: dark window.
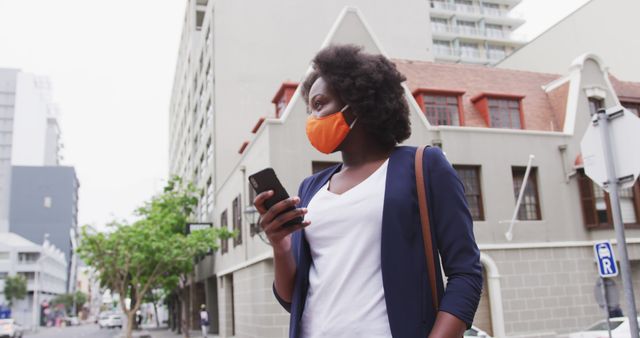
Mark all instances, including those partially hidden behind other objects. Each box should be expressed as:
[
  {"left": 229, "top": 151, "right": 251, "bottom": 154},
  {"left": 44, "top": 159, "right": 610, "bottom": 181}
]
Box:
[
  {"left": 622, "top": 101, "right": 640, "bottom": 116},
  {"left": 454, "top": 165, "right": 484, "bottom": 220},
  {"left": 312, "top": 161, "right": 340, "bottom": 174},
  {"left": 577, "top": 170, "right": 639, "bottom": 229},
  {"left": 588, "top": 97, "right": 604, "bottom": 116},
  {"left": 195, "top": 10, "right": 205, "bottom": 30},
  {"left": 512, "top": 167, "right": 541, "bottom": 220},
  {"left": 232, "top": 195, "right": 242, "bottom": 246},
  {"left": 489, "top": 98, "right": 521, "bottom": 129},
  {"left": 423, "top": 94, "right": 461, "bottom": 126},
  {"left": 220, "top": 210, "right": 228, "bottom": 253}
]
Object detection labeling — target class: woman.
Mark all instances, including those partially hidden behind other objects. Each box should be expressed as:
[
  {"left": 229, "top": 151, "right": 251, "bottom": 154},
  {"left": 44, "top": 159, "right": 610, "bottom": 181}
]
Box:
[{"left": 254, "top": 44, "right": 482, "bottom": 338}]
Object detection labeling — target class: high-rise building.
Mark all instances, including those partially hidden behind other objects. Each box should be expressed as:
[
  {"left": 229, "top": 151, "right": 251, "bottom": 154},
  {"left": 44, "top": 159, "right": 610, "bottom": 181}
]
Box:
[
  {"left": 429, "top": 0, "right": 525, "bottom": 64},
  {"left": 8, "top": 166, "right": 79, "bottom": 293},
  {"left": 0, "top": 69, "right": 63, "bottom": 232}
]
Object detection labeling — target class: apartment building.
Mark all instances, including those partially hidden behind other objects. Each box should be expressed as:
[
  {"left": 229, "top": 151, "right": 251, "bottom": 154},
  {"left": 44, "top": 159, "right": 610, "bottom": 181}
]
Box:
[
  {"left": 498, "top": 0, "right": 640, "bottom": 82},
  {"left": 0, "top": 233, "right": 67, "bottom": 329},
  {"left": 429, "top": 0, "right": 525, "bottom": 64}
]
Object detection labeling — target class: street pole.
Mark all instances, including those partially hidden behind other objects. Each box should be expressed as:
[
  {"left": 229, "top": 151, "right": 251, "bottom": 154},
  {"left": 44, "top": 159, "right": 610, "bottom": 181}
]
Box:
[
  {"left": 600, "top": 278, "right": 612, "bottom": 338},
  {"left": 597, "top": 108, "right": 639, "bottom": 338},
  {"left": 31, "top": 255, "right": 41, "bottom": 332}
]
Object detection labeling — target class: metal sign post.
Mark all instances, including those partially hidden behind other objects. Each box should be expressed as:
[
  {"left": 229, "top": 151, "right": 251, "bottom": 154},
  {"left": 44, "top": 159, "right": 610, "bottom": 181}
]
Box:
[
  {"left": 594, "top": 241, "right": 619, "bottom": 338},
  {"left": 593, "top": 108, "right": 639, "bottom": 338},
  {"left": 600, "top": 278, "right": 612, "bottom": 338}
]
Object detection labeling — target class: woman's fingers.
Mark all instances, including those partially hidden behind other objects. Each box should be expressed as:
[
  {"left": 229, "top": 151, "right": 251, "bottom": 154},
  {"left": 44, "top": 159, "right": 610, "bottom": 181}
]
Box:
[
  {"left": 253, "top": 190, "right": 274, "bottom": 214},
  {"left": 269, "top": 220, "right": 311, "bottom": 243},
  {"left": 263, "top": 207, "right": 308, "bottom": 233},
  {"left": 261, "top": 196, "right": 301, "bottom": 224}
]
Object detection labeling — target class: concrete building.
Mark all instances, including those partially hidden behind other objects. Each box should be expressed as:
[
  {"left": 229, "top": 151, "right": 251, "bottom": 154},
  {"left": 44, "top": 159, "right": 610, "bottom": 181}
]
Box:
[
  {"left": 429, "top": 0, "right": 525, "bottom": 64},
  {"left": 0, "top": 69, "right": 62, "bottom": 233},
  {"left": 497, "top": 0, "right": 640, "bottom": 83},
  {"left": 0, "top": 232, "right": 67, "bottom": 329},
  {"left": 169, "top": 3, "right": 640, "bottom": 338},
  {"left": 8, "top": 166, "right": 79, "bottom": 293}
]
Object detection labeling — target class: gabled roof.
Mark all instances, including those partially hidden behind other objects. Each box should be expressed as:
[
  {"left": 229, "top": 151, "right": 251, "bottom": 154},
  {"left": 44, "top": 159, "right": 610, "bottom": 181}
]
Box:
[{"left": 394, "top": 59, "right": 565, "bottom": 131}]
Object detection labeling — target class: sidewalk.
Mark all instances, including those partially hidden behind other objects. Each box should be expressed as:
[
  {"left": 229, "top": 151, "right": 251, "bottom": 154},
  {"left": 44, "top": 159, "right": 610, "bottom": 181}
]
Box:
[{"left": 142, "top": 328, "right": 218, "bottom": 338}]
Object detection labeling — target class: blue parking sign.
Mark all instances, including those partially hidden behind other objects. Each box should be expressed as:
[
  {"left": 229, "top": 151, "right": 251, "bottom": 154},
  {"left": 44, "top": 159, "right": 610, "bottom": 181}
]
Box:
[{"left": 594, "top": 241, "right": 618, "bottom": 278}]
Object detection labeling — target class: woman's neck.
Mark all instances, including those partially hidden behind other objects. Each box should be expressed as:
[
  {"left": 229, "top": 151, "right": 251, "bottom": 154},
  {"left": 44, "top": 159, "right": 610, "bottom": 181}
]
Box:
[{"left": 340, "top": 139, "right": 393, "bottom": 168}]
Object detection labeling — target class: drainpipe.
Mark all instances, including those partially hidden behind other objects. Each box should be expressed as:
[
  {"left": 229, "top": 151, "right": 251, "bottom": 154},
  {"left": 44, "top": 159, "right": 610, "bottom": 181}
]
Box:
[{"left": 480, "top": 253, "right": 506, "bottom": 338}]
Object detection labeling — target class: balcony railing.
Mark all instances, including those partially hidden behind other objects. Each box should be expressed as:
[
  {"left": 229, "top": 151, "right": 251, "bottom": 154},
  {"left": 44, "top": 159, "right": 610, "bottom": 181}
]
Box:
[
  {"left": 431, "top": 24, "right": 510, "bottom": 40},
  {"left": 430, "top": 1, "right": 510, "bottom": 17}
]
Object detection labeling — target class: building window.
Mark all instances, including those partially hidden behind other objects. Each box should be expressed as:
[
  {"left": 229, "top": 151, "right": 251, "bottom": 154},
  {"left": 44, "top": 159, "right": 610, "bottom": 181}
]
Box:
[
  {"left": 453, "top": 165, "right": 484, "bottom": 220},
  {"left": 433, "top": 40, "right": 453, "bottom": 57},
  {"left": 220, "top": 210, "right": 228, "bottom": 253},
  {"left": 431, "top": 18, "right": 449, "bottom": 33},
  {"left": 487, "top": 44, "right": 506, "bottom": 61},
  {"left": 577, "top": 170, "right": 639, "bottom": 228},
  {"left": 588, "top": 97, "right": 604, "bottom": 116},
  {"left": 622, "top": 101, "right": 640, "bottom": 116},
  {"left": 423, "top": 94, "right": 461, "bottom": 126},
  {"left": 232, "top": 195, "right": 242, "bottom": 247},
  {"left": 512, "top": 167, "right": 542, "bottom": 220},
  {"left": 489, "top": 98, "right": 522, "bottom": 129},
  {"left": 195, "top": 10, "right": 205, "bottom": 31},
  {"left": 460, "top": 42, "right": 480, "bottom": 58},
  {"left": 457, "top": 21, "right": 478, "bottom": 35},
  {"left": 485, "top": 24, "right": 504, "bottom": 38}
]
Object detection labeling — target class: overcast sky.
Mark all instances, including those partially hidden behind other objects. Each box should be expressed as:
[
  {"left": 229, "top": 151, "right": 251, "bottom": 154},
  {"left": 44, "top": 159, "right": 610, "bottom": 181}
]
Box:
[{"left": 0, "top": 0, "right": 589, "bottom": 230}]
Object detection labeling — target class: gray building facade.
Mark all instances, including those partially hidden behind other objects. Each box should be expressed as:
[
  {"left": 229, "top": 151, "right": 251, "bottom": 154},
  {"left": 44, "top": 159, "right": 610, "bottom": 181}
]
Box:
[{"left": 8, "top": 166, "right": 79, "bottom": 291}]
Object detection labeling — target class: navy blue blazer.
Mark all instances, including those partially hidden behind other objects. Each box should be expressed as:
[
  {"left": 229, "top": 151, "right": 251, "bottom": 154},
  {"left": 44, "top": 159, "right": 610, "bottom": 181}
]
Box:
[{"left": 274, "top": 146, "right": 482, "bottom": 338}]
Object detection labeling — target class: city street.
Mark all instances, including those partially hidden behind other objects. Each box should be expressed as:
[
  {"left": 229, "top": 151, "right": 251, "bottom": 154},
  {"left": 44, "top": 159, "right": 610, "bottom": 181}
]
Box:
[{"left": 25, "top": 324, "right": 119, "bottom": 338}]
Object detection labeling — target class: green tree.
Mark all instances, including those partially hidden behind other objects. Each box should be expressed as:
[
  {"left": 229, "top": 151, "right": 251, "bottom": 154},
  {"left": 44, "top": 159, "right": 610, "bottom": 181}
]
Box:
[
  {"left": 3, "top": 275, "right": 27, "bottom": 307},
  {"left": 51, "top": 291, "right": 87, "bottom": 315},
  {"left": 79, "top": 177, "right": 231, "bottom": 338}
]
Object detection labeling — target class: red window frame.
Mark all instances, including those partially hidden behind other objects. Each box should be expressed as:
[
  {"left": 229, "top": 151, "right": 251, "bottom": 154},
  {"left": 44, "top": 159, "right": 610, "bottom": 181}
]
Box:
[
  {"left": 471, "top": 93, "right": 525, "bottom": 129},
  {"left": 413, "top": 88, "right": 465, "bottom": 126}
]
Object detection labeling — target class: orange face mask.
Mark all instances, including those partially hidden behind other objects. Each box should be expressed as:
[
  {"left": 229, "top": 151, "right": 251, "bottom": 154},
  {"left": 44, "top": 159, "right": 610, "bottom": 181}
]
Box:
[{"left": 306, "top": 105, "right": 357, "bottom": 154}]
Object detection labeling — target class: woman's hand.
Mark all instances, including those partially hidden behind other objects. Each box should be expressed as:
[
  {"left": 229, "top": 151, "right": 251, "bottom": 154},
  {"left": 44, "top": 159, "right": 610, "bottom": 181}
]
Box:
[{"left": 253, "top": 190, "right": 310, "bottom": 253}]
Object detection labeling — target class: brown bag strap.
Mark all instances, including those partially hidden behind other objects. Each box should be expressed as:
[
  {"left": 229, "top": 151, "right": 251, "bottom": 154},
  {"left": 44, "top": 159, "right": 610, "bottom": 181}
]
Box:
[{"left": 415, "top": 145, "right": 439, "bottom": 311}]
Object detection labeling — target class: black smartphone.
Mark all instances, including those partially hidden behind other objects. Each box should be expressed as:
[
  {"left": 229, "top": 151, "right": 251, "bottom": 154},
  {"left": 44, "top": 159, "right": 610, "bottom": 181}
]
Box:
[{"left": 248, "top": 168, "right": 303, "bottom": 228}]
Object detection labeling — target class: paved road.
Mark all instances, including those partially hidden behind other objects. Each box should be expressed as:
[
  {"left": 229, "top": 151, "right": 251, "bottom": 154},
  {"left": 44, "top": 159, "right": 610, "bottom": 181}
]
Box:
[{"left": 25, "top": 324, "right": 119, "bottom": 338}]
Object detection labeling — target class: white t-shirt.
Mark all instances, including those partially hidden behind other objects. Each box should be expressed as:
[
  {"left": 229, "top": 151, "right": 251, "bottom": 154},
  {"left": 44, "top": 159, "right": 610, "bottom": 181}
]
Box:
[{"left": 300, "top": 160, "right": 392, "bottom": 338}]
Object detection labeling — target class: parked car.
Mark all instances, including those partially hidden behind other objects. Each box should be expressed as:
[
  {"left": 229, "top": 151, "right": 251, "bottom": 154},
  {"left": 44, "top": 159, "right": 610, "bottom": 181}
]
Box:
[
  {"left": 569, "top": 317, "right": 640, "bottom": 338},
  {"left": 0, "top": 319, "right": 23, "bottom": 338},
  {"left": 64, "top": 316, "right": 80, "bottom": 326},
  {"left": 464, "top": 325, "right": 491, "bottom": 338},
  {"left": 98, "top": 312, "right": 122, "bottom": 329}
]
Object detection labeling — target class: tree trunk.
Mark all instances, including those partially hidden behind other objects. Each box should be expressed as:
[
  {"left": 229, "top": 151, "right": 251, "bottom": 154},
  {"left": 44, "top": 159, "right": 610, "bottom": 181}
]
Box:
[
  {"left": 126, "top": 311, "right": 135, "bottom": 338},
  {"left": 131, "top": 285, "right": 138, "bottom": 330},
  {"left": 153, "top": 300, "right": 160, "bottom": 328},
  {"left": 181, "top": 287, "right": 190, "bottom": 338}
]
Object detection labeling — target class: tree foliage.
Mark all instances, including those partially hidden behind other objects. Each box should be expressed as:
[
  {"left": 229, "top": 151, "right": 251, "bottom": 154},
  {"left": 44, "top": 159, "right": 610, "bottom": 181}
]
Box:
[
  {"left": 4, "top": 275, "right": 27, "bottom": 307},
  {"left": 51, "top": 291, "right": 87, "bottom": 314},
  {"left": 78, "top": 177, "right": 231, "bottom": 338}
]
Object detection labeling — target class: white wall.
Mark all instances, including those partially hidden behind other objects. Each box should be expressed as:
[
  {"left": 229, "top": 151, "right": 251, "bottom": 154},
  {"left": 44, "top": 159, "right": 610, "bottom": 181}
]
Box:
[
  {"left": 11, "top": 73, "right": 58, "bottom": 166},
  {"left": 498, "top": 0, "right": 640, "bottom": 82}
]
